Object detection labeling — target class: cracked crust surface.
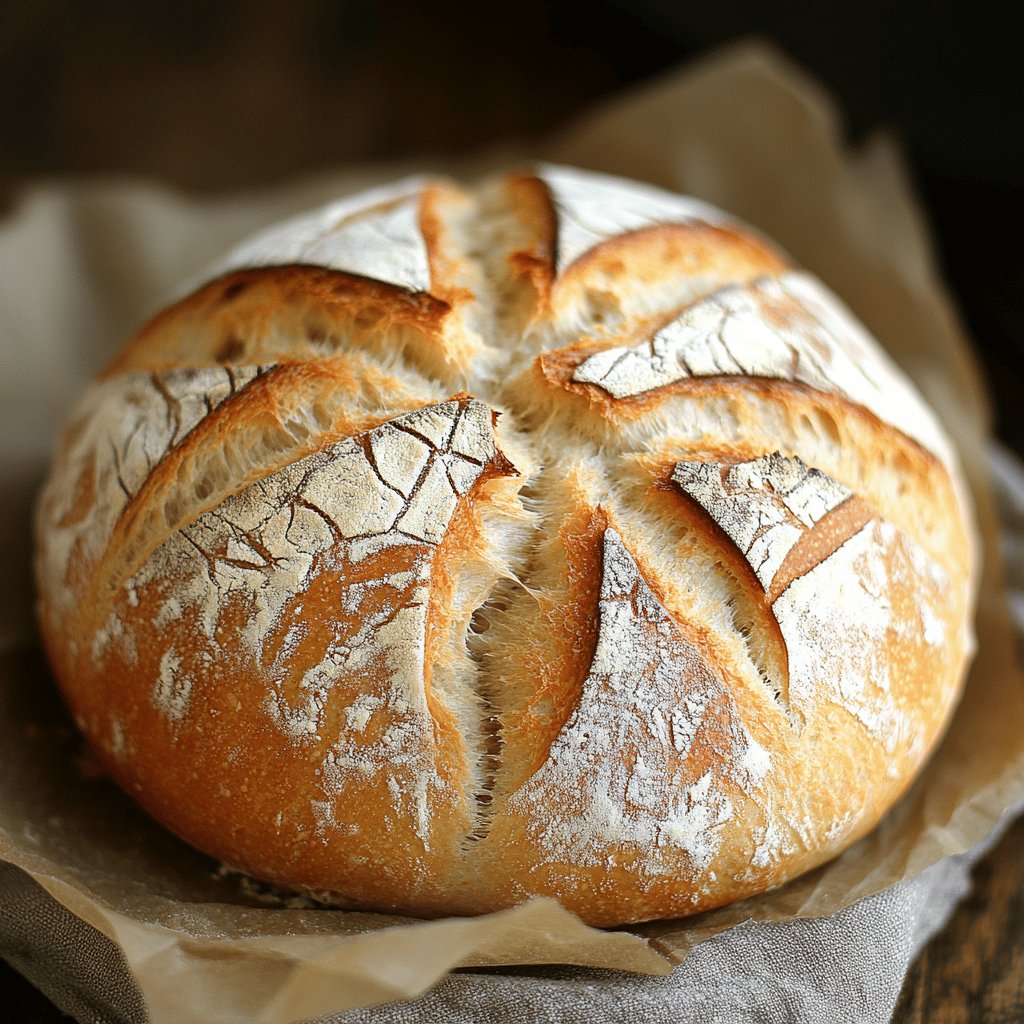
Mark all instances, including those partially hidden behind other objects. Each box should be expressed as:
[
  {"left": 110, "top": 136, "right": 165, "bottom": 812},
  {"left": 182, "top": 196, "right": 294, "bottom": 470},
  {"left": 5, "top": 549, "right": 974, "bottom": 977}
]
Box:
[{"left": 35, "top": 165, "right": 976, "bottom": 925}]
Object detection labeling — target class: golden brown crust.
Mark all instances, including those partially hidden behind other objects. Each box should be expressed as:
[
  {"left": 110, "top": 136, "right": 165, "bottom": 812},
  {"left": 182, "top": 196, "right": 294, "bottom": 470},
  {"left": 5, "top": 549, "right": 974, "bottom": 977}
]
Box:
[
  {"left": 90, "top": 361, "right": 409, "bottom": 601},
  {"left": 35, "top": 165, "right": 976, "bottom": 926},
  {"left": 104, "top": 265, "right": 461, "bottom": 381},
  {"left": 525, "top": 357, "right": 968, "bottom": 583},
  {"left": 502, "top": 172, "right": 558, "bottom": 302},
  {"left": 419, "top": 182, "right": 478, "bottom": 311},
  {"left": 49, "top": 394, "right": 524, "bottom": 916},
  {"left": 555, "top": 222, "right": 787, "bottom": 306}
]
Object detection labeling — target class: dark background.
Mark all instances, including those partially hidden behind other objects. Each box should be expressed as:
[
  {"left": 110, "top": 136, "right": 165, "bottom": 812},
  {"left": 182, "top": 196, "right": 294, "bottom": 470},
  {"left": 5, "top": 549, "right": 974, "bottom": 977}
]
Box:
[
  {"left": 2, "top": 2, "right": 1022, "bottom": 1019},
  {"left": 3, "top": 0, "right": 1023, "bottom": 448}
]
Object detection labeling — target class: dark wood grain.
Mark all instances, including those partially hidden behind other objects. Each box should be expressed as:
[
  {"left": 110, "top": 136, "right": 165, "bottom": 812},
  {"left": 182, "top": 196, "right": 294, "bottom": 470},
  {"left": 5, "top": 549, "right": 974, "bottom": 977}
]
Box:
[{"left": 893, "top": 815, "right": 1024, "bottom": 1023}]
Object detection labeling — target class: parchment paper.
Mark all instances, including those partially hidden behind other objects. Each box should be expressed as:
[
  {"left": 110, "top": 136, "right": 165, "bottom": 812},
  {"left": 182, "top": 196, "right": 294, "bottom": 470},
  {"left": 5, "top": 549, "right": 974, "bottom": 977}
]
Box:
[{"left": 1, "top": 42, "right": 1022, "bottom": 1024}]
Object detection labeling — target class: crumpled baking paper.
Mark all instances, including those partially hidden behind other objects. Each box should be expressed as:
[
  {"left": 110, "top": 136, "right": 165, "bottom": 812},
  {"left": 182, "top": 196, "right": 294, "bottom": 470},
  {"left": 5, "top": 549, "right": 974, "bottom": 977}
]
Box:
[{"left": 1, "top": 41, "right": 1022, "bottom": 1024}]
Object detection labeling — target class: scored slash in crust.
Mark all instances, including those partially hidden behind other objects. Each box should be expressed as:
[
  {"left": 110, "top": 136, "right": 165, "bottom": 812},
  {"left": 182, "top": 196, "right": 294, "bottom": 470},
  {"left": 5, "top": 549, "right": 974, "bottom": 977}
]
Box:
[{"left": 34, "top": 164, "right": 975, "bottom": 925}]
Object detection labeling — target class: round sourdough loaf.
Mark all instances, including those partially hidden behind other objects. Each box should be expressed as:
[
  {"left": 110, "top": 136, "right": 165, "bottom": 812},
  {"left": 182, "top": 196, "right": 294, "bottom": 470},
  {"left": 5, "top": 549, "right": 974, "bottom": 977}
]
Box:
[{"left": 35, "top": 165, "right": 976, "bottom": 926}]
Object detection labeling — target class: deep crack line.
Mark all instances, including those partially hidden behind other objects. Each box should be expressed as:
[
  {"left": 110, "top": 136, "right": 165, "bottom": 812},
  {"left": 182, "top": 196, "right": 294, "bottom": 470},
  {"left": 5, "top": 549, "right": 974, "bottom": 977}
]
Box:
[
  {"left": 460, "top": 576, "right": 521, "bottom": 848},
  {"left": 64, "top": 167, "right": 954, "bottom": 872}
]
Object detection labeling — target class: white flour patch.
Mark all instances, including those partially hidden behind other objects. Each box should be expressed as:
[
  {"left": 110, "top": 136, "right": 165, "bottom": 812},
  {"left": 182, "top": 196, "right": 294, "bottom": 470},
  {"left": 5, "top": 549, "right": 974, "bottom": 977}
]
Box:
[
  {"left": 671, "top": 453, "right": 949, "bottom": 751},
  {"left": 673, "top": 453, "right": 851, "bottom": 594},
  {"left": 919, "top": 601, "right": 945, "bottom": 647},
  {"left": 38, "top": 365, "right": 268, "bottom": 647},
  {"left": 572, "top": 272, "right": 953, "bottom": 466},
  {"left": 207, "top": 177, "right": 431, "bottom": 293},
  {"left": 134, "top": 397, "right": 506, "bottom": 845},
  {"left": 153, "top": 648, "right": 193, "bottom": 724},
  {"left": 777, "top": 523, "right": 912, "bottom": 747},
  {"left": 507, "top": 528, "right": 769, "bottom": 879},
  {"left": 536, "top": 164, "right": 731, "bottom": 273},
  {"left": 345, "top": 694, "right": 384, "bottom": 733},
  {"left": 109, "top": 719, "right": 127, "bottom": 759},
  {"left": 91, "top": 608, "right": 137, "bottom": 667}
]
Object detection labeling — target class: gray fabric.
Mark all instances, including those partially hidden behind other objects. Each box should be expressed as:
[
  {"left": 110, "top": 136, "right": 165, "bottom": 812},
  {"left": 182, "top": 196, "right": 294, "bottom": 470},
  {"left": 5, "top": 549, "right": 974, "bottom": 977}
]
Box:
[
  {"left": 327, "top": 853, "right": 976, "bottom": 1024},
  {"left": 1, "top": 455, "right": 1020, "bottom": 1024},
  {"left": 0, "top": 846, "right": 981, "bottom": 1024},
  {"left": 0, "top": 863, "right": 144, "bottom": 1024}
]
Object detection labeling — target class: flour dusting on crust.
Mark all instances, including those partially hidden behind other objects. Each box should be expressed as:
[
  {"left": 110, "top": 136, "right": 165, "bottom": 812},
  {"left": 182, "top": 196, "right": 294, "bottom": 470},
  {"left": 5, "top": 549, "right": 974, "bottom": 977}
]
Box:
[
  {"left": 672, "top": 453, "right": 951, "bottom": 747},
  {"left": 133, "top": 398, "right": 506, "bottom": 840},
  {"left": 37, "top": 365, "right": 268, "bottom": 620},
  {"left": 672, "top": 454, "right": 851, "bottom": 594},
  {"left": 536, "top": 164, "right": 731, "bottom": 274},
  {"left": 571, "top": 272, "right": 952, "bottom": 465},
  {"left": 506, "top": 528, "right": 769, "bottom": 880},
  {"left": 153, "top": 649, "right": 193, "bottom": 724},
  {"left": 207, "top": 178, "right": 430, "bottom": 292}
]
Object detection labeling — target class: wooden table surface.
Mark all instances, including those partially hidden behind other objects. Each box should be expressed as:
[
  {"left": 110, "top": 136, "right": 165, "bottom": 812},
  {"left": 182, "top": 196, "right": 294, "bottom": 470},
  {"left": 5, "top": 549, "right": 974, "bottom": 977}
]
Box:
[{"left": 893, "top": 816, "right": 1024, "bottom": 1022}]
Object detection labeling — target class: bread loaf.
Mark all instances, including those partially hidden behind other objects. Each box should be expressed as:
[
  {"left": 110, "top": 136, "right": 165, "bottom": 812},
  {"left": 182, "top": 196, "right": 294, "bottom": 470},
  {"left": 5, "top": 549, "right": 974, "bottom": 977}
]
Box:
[{"left": 35, "top": 165, "right": 976, "bottom": 926}]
